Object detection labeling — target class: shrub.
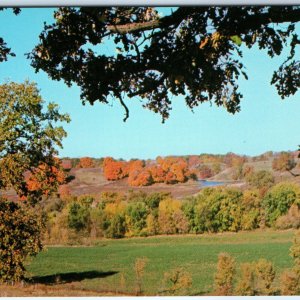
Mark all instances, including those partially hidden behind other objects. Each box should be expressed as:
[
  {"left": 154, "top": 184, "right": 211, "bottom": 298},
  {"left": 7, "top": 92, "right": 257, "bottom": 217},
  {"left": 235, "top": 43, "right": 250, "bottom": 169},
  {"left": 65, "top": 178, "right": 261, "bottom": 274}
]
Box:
[
  {"left": 214, "top": 253, "right": 235, "bottom": 295},
  {"left": 0, "top": 199, "right": 43, "bottom": 283},
  {"left": 272, "top": 152, "right": 296, "bottom": 172},
  {"left": 235, "top": 263, "right": 255, "bottom": 295},
  {"left": 280, "top": 231, "right": 300, "bottom": 295},
  {"left": 254, "top": 258, "right": 276, "bottom": 295},
  {"left": 275, "top": 204, "right": 300, "bottom": 229},
  {"left": 161, "top": 268, "right": 192, "bottom": 295},
  {"left": 134, "top": 257, "right": 148, "bottom": 295},
  {"left": 246, "top": 170, "right": 274, "bottom": 189},
  {"left": 281, "top": 270, "right": 300, "bottom": 295}
]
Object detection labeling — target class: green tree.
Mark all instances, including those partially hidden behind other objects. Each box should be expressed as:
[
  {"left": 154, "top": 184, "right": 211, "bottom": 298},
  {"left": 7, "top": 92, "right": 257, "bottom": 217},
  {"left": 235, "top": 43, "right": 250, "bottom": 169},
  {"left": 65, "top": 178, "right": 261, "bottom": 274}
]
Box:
[
  {"left": 29, "top": 7, "right": 300, "bottom": 122},
  {"left": 0, "top": 81, "right": 69, "bottom": 283},
  {"left": 105, "top": 214, "right": 126, "bottom": 238},
  {"left": 0, "top": 81, "right": 70, "bottom": 203},
  {"left": 0, "top": 198, "right": 43, "bottom": 283},
  {"left": 263, "top": 182, "right": 300, "bottom": 226},
  {"left": 68, "top": 202, "right": 91, "bottom": 232},
  {"left": 195, "top": 188, "right": 243, "bottom": 233}
]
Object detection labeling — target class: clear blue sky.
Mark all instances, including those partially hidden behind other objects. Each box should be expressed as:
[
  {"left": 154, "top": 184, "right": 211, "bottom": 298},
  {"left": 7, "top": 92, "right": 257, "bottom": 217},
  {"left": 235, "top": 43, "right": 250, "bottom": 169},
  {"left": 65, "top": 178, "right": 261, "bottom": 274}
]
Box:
[{"left": 0, "top": 8, "right": 300, "bottom": 160}]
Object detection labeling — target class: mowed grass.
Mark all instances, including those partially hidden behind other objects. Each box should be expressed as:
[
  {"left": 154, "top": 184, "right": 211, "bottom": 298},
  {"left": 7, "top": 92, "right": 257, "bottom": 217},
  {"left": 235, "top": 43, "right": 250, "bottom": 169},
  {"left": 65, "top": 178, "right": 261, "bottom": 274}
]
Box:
[{"left": 26, "top": 230, "right": 296, "bottom": 295}]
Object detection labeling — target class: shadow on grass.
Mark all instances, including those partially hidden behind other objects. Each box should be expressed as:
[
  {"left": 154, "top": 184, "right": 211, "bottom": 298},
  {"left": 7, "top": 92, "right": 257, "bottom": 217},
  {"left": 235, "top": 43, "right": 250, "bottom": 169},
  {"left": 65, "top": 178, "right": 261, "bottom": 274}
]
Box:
[{"left": 28, "top": 270, "right": 118, "bottom": 285}]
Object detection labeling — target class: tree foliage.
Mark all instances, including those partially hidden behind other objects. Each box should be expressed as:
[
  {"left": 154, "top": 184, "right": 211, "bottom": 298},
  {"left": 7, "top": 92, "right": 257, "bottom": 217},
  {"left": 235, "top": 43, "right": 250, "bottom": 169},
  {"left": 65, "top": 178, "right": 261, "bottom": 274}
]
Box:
[
  {"left": 245, "top": 170, "right": 275, "bottom": 190},
  {"left": 263, "top": 182, "right": 300, "bottom": 226},
  {"left": 77, "top": 156, "right": 95, "bottom": 168},
  {"left": 272, "top": 151, "right": 296, "bottom": 172},
  {"left": 214, "top": 252, "right": 235, "bottom": 295},
  {"left": 0, "top": 8, "right": 20, "bottom": 62},
  {"left": 0, "top": 81, "right": 70, "bottom": 203},
  {"left": 29, "top": 7, "right": 300, "bottom": 122},
  {"left": 0, "top": 198, "right": 43, "bottom": 283},
  {"left": 103, "top": 156, "right": 196, "bottom": 186},
  {"left": 0, "top": 81, "right": 69, "bottom": 283}
]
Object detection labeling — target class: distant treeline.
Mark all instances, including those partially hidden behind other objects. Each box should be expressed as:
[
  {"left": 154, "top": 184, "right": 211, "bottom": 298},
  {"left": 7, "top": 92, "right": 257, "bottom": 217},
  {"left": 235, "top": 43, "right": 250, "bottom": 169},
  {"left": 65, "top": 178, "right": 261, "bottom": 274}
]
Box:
[
  {"left": 61, "top": 151, "right": 298, "bottom": 184},
  {"left": 44, "top": 180, "right": 300, "bottom": 243}
]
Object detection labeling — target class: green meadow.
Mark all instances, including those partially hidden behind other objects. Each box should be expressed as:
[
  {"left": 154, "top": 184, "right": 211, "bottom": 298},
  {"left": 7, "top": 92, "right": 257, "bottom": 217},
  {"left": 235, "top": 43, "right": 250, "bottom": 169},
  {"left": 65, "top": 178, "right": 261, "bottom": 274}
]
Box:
[{"left": 26, "top": 229, "right": 295, "bottom": 295}]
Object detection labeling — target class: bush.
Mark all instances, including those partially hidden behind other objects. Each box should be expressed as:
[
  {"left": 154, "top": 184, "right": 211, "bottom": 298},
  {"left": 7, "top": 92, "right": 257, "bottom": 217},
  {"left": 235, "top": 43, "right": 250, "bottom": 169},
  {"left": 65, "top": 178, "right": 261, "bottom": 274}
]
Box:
[
  {"left": 275, "top": 204, "right": 300, "bottom": 229},
  {"left": 246, "top": 170, "right": 274, "bottom": 189},
  {"left": 160, "top": 268, "right": 192, "bottom": 295},
  {"left": 281, "top": 270, "right": 300, "bottom": 295},
  {"left": 214, "top": 252, "right": 235, "bottom": 295},
  {"left": 134, "top": 257, "right": 148, "bottom": 295},
  {"left": 280, "top": 231, "right": 300, "bottom": 295},
  {"left": 235, "top": 263, "right": 255, "bottom": 295},
  {"left": 0, "top": 198, "right": 43, "bottom": 283},
  {"left": 254, "top": 258, "right": 276, "bottom": 295}
]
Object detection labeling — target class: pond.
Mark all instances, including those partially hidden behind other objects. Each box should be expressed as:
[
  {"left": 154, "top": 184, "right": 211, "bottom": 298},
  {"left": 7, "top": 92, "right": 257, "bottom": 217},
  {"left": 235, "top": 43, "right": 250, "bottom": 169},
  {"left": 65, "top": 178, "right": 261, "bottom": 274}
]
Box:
[{"left": 198, "top": 180, "right": 226, "bottom": 187}]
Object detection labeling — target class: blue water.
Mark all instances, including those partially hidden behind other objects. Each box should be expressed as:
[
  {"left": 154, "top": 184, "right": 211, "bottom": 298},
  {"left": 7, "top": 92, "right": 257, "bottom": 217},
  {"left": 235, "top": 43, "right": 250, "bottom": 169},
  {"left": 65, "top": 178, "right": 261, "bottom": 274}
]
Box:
[{"left": 198, "top": 180, "right": 225, "bottom": 187}]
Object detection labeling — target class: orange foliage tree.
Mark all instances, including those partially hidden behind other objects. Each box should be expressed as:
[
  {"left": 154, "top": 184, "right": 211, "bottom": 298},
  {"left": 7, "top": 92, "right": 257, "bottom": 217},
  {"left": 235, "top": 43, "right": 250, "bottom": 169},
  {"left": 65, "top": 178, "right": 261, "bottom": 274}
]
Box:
[
  {"left": 77, "top": 156, "right": 95, "bottom": 168},
  {"left": 103, "top": 156, "right": 196, "bottom": 186},
  {"left": 24, "top": 159, "right": 66, "bottom": 204},
  {"left": 103, "top": 157, "right": 129, "bottom": 180}
]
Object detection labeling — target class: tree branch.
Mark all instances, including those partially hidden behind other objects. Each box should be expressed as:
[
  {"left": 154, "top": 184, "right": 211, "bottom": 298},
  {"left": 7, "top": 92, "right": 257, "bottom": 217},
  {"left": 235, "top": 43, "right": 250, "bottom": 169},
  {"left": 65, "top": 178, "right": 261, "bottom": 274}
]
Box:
[
  {"left": 221, "top": 8, "right": 300, "bottom": 36},
  {"left": 106, "top": 7, "right": 193, "bottom": 34},
  {"left": 107, "top": 20, "right": 160, "bottom": 34},
  {"left": 107, "top": 7, "right": 300, "bottom": 36},
  {"left": 117, "top": 93, "right": 129, "bottom": 122}
]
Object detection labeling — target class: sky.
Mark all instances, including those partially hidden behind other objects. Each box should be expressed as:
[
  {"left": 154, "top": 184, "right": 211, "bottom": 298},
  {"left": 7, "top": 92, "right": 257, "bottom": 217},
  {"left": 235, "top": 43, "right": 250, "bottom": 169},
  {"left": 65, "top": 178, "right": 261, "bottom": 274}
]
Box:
[{"left": 0, "top": 8, "right": 300, "bottom": 160}]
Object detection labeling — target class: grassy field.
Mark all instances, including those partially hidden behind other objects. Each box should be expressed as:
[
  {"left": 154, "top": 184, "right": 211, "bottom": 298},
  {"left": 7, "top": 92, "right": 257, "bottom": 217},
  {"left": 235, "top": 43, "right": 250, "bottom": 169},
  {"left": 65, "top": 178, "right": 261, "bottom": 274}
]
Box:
[{"left": 20, "top": 229, "right": 296, "bottom": 296}]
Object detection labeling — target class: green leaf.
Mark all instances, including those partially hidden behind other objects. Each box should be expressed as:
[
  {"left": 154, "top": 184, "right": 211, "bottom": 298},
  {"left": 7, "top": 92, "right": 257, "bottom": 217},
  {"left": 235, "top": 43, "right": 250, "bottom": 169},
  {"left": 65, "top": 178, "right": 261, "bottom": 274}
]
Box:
[{"left": 230, "top": 35, "right": 242, "bottom": 46}]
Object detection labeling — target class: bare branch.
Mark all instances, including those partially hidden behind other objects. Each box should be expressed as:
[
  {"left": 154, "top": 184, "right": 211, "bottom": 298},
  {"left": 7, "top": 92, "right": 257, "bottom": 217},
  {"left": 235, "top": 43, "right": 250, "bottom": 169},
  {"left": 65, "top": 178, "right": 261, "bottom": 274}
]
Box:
[{"left": 117, "top": 93, "right": 129, "bottom": 122}]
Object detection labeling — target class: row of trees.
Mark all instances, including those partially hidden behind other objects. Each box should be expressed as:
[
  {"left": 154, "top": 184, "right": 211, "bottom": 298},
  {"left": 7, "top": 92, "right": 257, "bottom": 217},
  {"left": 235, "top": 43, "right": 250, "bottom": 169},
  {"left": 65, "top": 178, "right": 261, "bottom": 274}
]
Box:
[
  {"left": 43, "top": 181, "right": 300, "bottom": 242},
  {"left": 103, "top": 156, "right": 197, "bottom": 186}
]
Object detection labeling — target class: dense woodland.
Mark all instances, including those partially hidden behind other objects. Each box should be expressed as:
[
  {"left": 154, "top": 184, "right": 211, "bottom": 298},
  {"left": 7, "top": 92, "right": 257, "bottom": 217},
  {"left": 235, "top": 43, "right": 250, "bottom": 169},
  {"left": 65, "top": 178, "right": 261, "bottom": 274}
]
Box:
[{"left": 42, "top": 181, "right": 300, "bottom": 242}]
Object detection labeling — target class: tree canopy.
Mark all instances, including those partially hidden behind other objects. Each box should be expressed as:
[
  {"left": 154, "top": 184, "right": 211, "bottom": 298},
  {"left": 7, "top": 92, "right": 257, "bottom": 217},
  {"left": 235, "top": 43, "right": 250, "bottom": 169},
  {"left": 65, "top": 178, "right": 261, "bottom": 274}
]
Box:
[
  {"left": 28, "top": 6, "right": 300, "bottom": 122},
  {"left": 0, "top": 81, "right": 70, "bottom": 203},
  {"left": 0, "top": 8, "right": 20, "bottom": 62}
]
